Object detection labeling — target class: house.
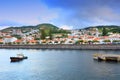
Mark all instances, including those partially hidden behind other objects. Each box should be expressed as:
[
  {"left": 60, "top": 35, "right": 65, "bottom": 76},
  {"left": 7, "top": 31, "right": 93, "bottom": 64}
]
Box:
[
  {"left": 28, "top": 39, "right": 37, "bottom": 44},
  {"left": 14, "top": 39, "right": 23, "bottom": 44},
  {"left": 12, "top": 29, "right": 23, "bottom": 35},
  {"left": 3, "top": 36, "right": 17, "bottom": 44},
  {"left": 0, "top": 39, "right": 3, "bottom": 44}
]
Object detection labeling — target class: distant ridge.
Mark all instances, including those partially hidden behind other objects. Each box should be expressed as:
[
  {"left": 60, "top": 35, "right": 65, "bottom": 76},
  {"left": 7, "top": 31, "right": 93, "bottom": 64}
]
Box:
[
  {"left": 82, "top": 25, "right": 120, "bottom": 33},
  {"left": 1, "top": 24, "right": 120, "bottom": 33},
  {"left": 36, "top": 23, "right": 58, "bottom": 29},
  {"left": 84, "top": 25, "right": 120, "bottom": 29},
  {"left": 1, "top": 23, "right": 59, "bottom": 32}
]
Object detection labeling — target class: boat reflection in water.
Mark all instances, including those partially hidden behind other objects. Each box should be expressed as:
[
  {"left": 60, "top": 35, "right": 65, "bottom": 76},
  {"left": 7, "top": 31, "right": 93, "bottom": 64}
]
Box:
[{"left": 10, "top": 53, "right": 28, "bottom": 62}]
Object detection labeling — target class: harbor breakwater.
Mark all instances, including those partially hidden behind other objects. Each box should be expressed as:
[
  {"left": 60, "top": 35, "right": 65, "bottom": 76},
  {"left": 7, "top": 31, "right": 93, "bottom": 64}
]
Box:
[{"left": 0, "top": 44, "right": 120, "bottom": 50}]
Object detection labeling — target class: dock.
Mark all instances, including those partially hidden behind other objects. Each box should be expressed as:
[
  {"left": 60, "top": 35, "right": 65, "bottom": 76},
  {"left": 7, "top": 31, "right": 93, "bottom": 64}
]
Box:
[{"left": 93, "top": 53, "right": 120, "bottom": 62}]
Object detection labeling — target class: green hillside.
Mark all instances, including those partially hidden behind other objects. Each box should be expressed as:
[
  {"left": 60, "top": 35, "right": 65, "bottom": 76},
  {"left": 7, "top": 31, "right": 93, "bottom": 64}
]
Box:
[
  {"left": 83, "top": 25, "right": 120, "bottom": 33},
  {"left": 0, "top": 23, "right": 58, "bottom": 33},
  {"left": 0, "top": 23, "right": 70, "bottom": 35},
  {"left": 36, "top": 24, "right": 58, "bottom": 29}
]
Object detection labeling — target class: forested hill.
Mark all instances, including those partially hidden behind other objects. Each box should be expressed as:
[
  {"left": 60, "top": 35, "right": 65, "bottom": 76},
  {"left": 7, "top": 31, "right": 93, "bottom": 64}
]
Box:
[
  {"left": 83, "top": 25, "right": 120, "bottom": 33},
  {"left": 0, "top": 23, "right": 58, "bottom": 32},
  {"left": 1, "top": 24, "right": 120, "bottom": 33}
]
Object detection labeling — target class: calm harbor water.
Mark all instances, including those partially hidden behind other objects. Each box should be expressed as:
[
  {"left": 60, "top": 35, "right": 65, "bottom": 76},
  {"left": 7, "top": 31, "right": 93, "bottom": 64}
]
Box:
[{"left": 0, "top": 49, "right": 120, "bottom": 80}]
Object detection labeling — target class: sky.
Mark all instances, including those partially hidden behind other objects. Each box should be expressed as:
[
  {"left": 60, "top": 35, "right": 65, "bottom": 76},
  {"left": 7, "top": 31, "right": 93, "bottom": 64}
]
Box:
[{"left": 0, "top": 0, "right": 120, "bottom": 29}]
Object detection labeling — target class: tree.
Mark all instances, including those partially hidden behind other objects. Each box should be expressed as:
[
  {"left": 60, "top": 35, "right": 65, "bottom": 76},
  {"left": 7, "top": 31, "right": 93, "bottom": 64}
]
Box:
[
  {"left": 88, "top": 40, "right": 93, "bottom": 44},
  {"left": 12, "top": 35, "right": 22, "bottom": 39},
  {"left": 103, "top": 40, "right": 111, "bottom": 44},
  {"left": 69, "top": 41, "right": 73, "bottom": 43},
  {"left": 40, "top": 29, "right": 46, "bottom": 40},
  {"left": 92, "top": 40, "right": 99, "bottom": 44},
  {"left": 75, "top": 40, "right": 83, "bottom": 44},
  {"left": 0, "top": 42, "right": 3, "bottom": 44},
  {"left": 112, "top": 40, "right": 120, "bottom": 43},
  {"left": 79, "top": 40, "right": 84, "bottom": 44},
  {"left": 102, "top": 27, "right": 108, "bottom": 36},
  {"left": 62, "top": 34, "right": 68, "bottom": 38},
  {"left": 60, "top": 40, "right": 65, "bottom": 44},
  {"left": 54, "top": 41, "right": 58, "bottom": 43},
  {"left": 49, "top": 29, "right": 53, "bottom": 40},
  {"left": 35, "top": 38, "right": 40, "bottom": 40}
]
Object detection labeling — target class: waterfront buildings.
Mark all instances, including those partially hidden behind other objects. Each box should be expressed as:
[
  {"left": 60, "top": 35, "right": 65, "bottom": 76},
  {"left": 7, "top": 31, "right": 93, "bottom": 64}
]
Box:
[{"left": 0, "top": 28, "right": 119, "bottom": 44}]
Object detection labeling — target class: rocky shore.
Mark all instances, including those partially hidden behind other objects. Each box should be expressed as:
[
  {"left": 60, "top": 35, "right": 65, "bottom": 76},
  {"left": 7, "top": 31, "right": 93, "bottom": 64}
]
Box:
[{"left": 0, "top": 44, "right": 120, "bottom": 50}]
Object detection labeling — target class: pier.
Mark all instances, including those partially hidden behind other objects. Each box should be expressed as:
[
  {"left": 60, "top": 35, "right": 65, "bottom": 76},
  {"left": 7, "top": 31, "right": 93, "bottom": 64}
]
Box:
[{"left": 93, "top": 53, "right": 120, "bottom": 61}]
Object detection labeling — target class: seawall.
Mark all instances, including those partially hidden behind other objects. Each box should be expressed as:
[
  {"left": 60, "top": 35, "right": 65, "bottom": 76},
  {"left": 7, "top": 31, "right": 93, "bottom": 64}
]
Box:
[{"left": 0, "top": 44, "right": 120, "bottom": 50}]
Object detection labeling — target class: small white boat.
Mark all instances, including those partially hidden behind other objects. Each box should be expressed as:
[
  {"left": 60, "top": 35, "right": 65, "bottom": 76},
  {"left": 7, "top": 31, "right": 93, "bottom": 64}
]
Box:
[{"left": 10, "top": 53, "right": 28, "bottom": 62}]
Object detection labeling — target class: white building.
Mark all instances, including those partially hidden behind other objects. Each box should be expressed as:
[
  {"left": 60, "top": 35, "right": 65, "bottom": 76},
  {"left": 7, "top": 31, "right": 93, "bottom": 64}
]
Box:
[
  {"left": 3, "top": 36, "right": 17, "bottom": 44},
  {"left": 12, "top": 29, "right": 22, "bottom": 35}
]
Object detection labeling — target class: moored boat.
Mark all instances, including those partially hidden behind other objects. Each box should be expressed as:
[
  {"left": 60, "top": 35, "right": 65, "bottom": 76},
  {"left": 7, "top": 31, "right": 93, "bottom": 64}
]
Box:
[
  {"left": 10, "top": 53, "right": 28, "bottom": 62},
  {"left": 10, "top": 57, "right": 23, "bottom": 62}
]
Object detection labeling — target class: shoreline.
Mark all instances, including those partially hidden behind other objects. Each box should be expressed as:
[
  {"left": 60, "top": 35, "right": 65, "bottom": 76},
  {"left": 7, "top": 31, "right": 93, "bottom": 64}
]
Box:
[{"left": 0, "top": 44, "right": 120, "bottom": 50}]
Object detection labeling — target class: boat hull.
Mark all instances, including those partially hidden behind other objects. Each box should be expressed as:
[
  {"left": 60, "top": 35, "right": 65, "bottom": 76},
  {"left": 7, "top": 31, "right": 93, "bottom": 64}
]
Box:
[{"left": 10, "top": 56, "right": 28, "bottom": 62}]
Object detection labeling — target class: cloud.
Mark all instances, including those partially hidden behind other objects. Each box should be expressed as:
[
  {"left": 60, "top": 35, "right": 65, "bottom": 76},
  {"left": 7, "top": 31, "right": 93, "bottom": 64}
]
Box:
[
  {"left": 0, "top": 0, "right": 59, "bottom": 26},
  {"left": 42, "top": 0, "right": 120, "bottom": 28},
  {"left": 77, "top": 6, "right": 120, "bottom": 25},
  {"left": 0, "top": 26, "right": 9, "bottom": 30},
  {"left": 0, "top": 0, "right": 120, "bottom": 29},
  {"left": 60, "top": 25, "right": 73, "bottom": 30},
  {"left": 38, "top": 8, "right": 59, "bottom": 23}
]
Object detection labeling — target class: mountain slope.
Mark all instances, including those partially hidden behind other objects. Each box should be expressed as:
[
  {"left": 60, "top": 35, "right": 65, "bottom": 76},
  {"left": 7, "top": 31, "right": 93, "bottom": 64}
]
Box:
[
  {"left": 83, "top": 25, "right": 120, "bottom": 33},
  {"left": 1, "top": 23, "right": 59, "bottom": 32}
]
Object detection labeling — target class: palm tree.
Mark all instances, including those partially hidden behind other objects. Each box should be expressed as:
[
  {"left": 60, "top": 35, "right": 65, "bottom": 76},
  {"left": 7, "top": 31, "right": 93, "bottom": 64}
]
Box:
[
  {"left": 112, "top": 40, "right": 120, "bottom": 44},
  {"left": 92, "top": 40, "right": 99, "bottom": 44},
  {"left": 103, "top": 40, "right": 111, "bottom": 44},
  {"left": 75, "top": 40, "right": 83, "bottom": 44},
  {"left": 88, "top": 40, "right": 93, "bottom": 44},
  {"left": 102, "top": 27, "right": 108, "bottom": 36},
  {"left": 79, "top": 40, "right": 83, "bottom": 44},
  {"left": 40, "top": 28, "right": 46, "bottom": 40}
]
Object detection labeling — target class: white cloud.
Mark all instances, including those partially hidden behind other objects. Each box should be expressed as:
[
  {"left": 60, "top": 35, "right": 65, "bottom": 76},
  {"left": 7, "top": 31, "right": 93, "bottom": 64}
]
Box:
[
  {"left": 92, "top": 6, "right": 120, "bottom": 21},
  {"left": 82, "top": 6, "right": 120, "bottom": 24},
  {"left": 60, "top": 25, "right": 73, "bottom": 30},
  {"left": 0, "top": 26, "right": 9, "bottom": 30},
  {"left": 0, "top": 1, "right": 59, "bottom": 26},
  {"left": 0, "top": 0, "right": 120, "bottom": 29}
]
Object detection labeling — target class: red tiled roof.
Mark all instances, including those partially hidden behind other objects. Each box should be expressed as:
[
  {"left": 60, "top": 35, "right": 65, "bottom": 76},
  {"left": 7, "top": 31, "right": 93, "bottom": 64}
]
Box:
[
  {"left": 5, "top": 36, "right": 12, "bottom": 38},
  {"left": 73, "top": 36, "right": 78, "bottom": 38},
  {"left": 94, "top": 38, "right": 100, "bottom": 40},
  {"left": 0, "top": 39, "right": 3, "bottom": 42},
  {"left": 15, "top": 39, "right": 22, "bottom": 43},
  {"left": 103, "top": 36, "right": 109, "bottom": 38},
  {"left": 28, "top": 40, "right": 37, "bottom": 43},
  {"left": 87, "top": 36, "right": 94, "bottom": 39},
  {"left": 68, "top": 36, "right": 73, "bottom": 39}
]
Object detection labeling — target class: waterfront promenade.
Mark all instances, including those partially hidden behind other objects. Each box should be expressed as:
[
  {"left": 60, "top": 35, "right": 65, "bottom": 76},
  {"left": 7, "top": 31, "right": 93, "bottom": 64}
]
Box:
[{"left": 0, "top": 44, "right": 120, "bottom": 50}]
